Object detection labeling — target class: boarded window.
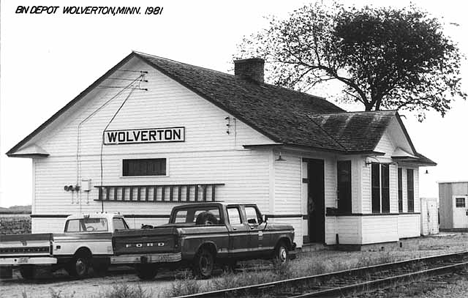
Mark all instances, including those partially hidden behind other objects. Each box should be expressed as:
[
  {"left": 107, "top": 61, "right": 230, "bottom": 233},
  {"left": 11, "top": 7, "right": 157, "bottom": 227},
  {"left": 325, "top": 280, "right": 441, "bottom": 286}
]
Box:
[
  {"left": 337, "top": 161, "right": 352, "bottom": 213},
  {"left": 398, "top": 168, "right": 403, "bottom": 213},
  {"left": 407, "top": 169, "right": 414, "bottom": 212},
  {"left": 122, "top": 159, "right": 166, "bottom": 176}
]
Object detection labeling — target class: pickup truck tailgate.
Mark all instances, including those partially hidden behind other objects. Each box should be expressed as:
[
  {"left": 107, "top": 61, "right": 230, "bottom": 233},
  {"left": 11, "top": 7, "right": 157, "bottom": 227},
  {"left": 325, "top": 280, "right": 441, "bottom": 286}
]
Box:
[
  {"left": 113, "top": 227, "right": 179, "bottom": 255},
  {"left": 0, "top": 233, "right": 56, "bottom": 266},
  {"left": 0, "top": 233, "right": 53, "bottom": 256}
]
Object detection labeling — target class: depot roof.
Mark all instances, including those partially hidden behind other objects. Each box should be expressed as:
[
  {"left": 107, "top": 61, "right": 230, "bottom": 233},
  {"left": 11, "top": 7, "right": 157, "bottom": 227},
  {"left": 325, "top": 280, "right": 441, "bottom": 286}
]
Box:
[{"left": 6, "top": 51, "right": 436, "bottom": 165}]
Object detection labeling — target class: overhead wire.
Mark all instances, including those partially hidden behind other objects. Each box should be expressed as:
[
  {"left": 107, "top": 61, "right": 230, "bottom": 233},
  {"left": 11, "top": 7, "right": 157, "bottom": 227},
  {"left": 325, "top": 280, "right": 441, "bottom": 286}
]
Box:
[{"left": 75, "top": 73, "right": 147, "bottom": 210}]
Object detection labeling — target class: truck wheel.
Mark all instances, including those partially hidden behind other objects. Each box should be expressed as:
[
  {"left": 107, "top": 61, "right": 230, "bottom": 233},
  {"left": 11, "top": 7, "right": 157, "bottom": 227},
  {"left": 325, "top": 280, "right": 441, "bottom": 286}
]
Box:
[
  {"left": 193, "top": 248, "right": 214, "bottom": 278},
  {"left": 19, "top": 265, "right": 35, "bottom": 280},
  {"left": 67, "top": 254, "right": 90, "bottom": 279},
  {"left": 273, "top": 241, "right": 289, "bottom": 265},
  {"left": 135, "top": 264, "right": 158, "bottom": 280}
]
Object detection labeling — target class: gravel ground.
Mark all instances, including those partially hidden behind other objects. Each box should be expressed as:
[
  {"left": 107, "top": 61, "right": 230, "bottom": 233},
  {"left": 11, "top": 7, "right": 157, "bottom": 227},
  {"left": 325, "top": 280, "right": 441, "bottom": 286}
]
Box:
[{"left": 2, "top": 232, "right": 468, "bottom": 298}]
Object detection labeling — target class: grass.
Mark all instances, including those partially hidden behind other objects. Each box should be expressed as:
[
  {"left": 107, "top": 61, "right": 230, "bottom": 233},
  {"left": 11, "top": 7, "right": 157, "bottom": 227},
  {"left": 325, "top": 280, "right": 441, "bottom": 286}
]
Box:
[
  {"left": 22, "top": 285, "right": 152, "bottom": 298},
  {"left": 20, "top": 234, "right": 468, "bottom": 298}
]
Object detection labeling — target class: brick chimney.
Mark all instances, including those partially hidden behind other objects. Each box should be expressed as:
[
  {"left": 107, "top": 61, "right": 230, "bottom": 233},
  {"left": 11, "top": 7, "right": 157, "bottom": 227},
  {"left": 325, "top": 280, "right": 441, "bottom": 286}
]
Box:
[{"left": 234, "top": 58, "right": 265, "bottom": 83}]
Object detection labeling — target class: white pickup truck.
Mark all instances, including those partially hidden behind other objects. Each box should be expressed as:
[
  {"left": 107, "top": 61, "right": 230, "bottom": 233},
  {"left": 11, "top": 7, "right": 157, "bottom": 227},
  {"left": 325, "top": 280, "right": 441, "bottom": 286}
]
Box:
[{"left": 0, "top": 213, "right": 132, "bottom": 279}]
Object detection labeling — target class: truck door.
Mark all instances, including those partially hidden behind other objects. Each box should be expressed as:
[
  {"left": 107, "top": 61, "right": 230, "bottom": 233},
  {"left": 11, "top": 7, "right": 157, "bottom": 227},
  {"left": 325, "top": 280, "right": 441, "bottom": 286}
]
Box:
[
  {"left": 244, "top": 206, "right": 267, "bottom": 256},
  {"left": 226, "top": 206, "right": 250, "bottom": 258}
]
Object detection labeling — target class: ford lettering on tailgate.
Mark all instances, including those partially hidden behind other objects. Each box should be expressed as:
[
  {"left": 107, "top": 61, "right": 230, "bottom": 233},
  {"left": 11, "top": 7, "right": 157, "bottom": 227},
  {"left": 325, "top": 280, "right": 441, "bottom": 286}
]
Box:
[{"left": 125, "top": 242, "right": 165, "bottom": 248}]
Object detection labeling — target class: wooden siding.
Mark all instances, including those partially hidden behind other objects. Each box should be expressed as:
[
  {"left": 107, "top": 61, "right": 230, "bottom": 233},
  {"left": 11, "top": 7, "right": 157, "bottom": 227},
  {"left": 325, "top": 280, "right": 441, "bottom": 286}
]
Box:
[
  {"left": 274, "top": 153, "right": 301, "bottom": 215},
  {"left": 398, "top": 214, "right": 420, "bottom": 238},
  {"left": 361, "top": 216, "right": 399, "bottom": 244},
  {"left": 361, "top": 164, "right": 371, "bottom": 213},
  {"left": 335, "top": 217, "right": 361, "bottom": 244},
  {"left": 38, "top": 58, "right": 274, "bottom": 158},
  {"left": 30, "top": 57, "right": 276, "bottom": 232}
]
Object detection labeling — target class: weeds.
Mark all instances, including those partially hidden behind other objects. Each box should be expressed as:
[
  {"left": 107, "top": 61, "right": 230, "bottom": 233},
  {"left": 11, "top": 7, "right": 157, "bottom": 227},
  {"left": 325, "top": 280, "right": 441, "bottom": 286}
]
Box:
[
  {"left": 101, "top": 284, "right": 152, "bottom": 298},
  {"left": 161, "top": 270, "right": 202, "bottom": 297}
]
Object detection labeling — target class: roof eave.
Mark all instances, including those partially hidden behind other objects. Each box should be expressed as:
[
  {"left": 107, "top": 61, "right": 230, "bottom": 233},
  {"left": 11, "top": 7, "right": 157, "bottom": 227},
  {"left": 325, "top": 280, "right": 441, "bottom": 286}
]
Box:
[
  {"left": 6, "top": 52, "right": 138, "bottom": 157},
  {"left": 7, "top": 153, "right": 50, "bottom": 158}
]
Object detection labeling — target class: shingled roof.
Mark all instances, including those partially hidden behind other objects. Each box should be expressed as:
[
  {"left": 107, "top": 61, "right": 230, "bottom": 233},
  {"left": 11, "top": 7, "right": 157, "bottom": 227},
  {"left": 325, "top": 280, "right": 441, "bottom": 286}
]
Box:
[
  {"left": 135, "top": 52, "right": 348, "bottom": 152},
  {"left": 7, "top": 51, "right": 436, "bottom": 165},
  {"left": 135, "top": 52, "right": 403, "bottom": 154}
]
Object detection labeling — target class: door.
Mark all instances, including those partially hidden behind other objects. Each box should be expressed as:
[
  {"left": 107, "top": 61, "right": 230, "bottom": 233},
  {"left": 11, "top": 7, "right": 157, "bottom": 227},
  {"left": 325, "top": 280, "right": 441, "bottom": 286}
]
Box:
[
  {"left": 226, "top": 206, "right": 250, "bottom": 257},
  {"left": 244, "top": 205, "right": 267, "bottom": 256},
  {"left": 304, "top": 158, "right": 325, "bottom": 243},
  {"left": 453, "top": 196, "right": 468, "bottom": 229}
]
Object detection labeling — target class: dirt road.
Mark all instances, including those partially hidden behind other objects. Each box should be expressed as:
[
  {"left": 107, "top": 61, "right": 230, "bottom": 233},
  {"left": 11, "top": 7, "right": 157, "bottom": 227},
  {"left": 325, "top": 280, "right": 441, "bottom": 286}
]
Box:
[{"left": 0, "top": 267, "right": 175, "bottom": 298}]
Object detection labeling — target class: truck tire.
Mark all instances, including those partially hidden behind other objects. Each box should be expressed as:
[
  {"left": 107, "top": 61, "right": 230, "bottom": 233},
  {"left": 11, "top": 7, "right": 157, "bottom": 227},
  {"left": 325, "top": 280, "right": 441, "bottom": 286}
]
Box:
[
  {"left": 135, "top": 264, "right": 158, "bottom": 280},
  {"left": 273, "top": 241, "right": 289, "bottom": 265},
  {"left": 67, "top": 253, "right": 91, "bottom": 279},
  {"left": 19, "top": 265, "right": 35, "bottom": 280},
  {"left": 193, "top": 247, "right": 214, "bottom": 278}
]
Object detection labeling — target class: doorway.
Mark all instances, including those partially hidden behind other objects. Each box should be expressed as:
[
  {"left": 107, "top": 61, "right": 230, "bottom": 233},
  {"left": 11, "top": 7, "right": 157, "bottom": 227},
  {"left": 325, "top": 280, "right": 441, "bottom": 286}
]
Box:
[{"left": 303, "top": 158, "right": 325, "bottom": 243}]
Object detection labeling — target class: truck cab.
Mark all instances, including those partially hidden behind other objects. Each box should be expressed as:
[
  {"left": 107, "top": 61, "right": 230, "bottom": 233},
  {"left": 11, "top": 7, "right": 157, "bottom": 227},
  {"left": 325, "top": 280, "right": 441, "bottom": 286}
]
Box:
[{"left": 63, "top": 213, "right": 129, "bottom": 233}]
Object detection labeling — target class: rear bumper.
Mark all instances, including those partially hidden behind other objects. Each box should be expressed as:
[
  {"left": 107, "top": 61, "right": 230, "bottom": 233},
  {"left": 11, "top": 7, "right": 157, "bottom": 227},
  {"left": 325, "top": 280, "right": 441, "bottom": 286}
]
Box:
[
  {"left": 0, "top": 257, "right": 57, "bottom": 266},
  {"left": 111, "top": 252, "right": 182, "bottom": 265}
]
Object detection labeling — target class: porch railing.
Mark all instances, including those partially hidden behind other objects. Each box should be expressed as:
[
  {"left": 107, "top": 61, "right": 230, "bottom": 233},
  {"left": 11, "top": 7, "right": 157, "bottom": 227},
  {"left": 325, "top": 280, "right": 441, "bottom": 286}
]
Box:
[{"left": 94, "top": 183, "right": 224, "bottom": 203}]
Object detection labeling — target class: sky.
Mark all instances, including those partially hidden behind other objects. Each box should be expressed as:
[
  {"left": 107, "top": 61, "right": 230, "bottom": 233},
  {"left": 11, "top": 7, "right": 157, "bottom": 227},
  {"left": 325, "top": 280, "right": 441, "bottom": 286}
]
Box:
[{"left": 0, "top": 0, "right": 467, "bottom": 207}]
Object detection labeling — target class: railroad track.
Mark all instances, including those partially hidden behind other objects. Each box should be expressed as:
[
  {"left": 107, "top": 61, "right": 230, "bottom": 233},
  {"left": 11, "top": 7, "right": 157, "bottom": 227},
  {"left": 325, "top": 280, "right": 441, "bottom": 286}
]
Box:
[{"left": 177, "top": 251, "right": 468, "bottom": 298}]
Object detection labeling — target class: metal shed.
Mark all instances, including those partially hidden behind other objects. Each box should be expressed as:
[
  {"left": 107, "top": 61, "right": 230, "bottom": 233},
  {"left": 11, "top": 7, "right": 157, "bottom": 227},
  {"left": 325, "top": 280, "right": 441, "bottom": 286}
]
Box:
[{"left": 438, "top": 181, "right": 468, "bottom": 231}]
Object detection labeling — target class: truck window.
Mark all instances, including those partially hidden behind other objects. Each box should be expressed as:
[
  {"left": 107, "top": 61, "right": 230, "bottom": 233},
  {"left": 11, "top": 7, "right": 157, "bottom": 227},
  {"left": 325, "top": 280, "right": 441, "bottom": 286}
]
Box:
[
  {"left": 83, "top": 218, "right": 108, "bottom": 232},
  {"left": 227, "top": 207, "right": 242, "bottom": 225},
  {"left": 65, "top": 218, "right": 108, "bottom": 232},
  {"left": 245, "top": 206, "right": 262, "bottom": 225},
  {"left": 173, "top": 207, "right": 221, "bottom": 224},
  {"left": 65, "top": 219, "right": 80, "bottom": 232},
  {"left": 113, "top": 218, "right": 129, "bottom": 230}
]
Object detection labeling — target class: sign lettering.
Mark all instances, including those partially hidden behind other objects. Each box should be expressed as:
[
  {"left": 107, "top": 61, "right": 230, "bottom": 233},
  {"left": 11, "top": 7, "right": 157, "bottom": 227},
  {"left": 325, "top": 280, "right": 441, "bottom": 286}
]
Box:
[{"left": 104, "top": 127, "right": 185, "bottom": 145}]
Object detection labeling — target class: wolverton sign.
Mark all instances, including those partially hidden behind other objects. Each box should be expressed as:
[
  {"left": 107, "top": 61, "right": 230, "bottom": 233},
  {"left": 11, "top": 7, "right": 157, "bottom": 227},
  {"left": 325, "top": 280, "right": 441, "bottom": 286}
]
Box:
[{"left": 104, "top": 127, "right": 185, "bottom": 145}]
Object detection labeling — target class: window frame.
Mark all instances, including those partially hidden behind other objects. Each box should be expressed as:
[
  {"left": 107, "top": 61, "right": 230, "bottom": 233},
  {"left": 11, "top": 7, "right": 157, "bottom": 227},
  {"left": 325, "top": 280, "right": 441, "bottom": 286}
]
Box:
[
  {"left": 371, "top": 163, "right": 391, "bottom": 214},
  {"left": 122, "top": 158, "right": 167, "bottom": 177},
  {"left": 337, "top": 160, "right": 352, "bottom": 213},
  {"left": 407, "top": 169, "right": 415, "bottom": 212},
  {"left": 398, "top": 168, "right": 403, "bottom": 213}
]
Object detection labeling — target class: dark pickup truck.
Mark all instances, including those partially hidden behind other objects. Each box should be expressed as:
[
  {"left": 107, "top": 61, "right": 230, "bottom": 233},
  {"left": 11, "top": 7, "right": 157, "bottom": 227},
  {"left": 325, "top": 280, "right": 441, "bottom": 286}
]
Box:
[
  {"left": 113, "top": 202, "right": 296, "bottom": 279},
  {"left": 0, "top": 203, "right": 296, "bottom": 280}
]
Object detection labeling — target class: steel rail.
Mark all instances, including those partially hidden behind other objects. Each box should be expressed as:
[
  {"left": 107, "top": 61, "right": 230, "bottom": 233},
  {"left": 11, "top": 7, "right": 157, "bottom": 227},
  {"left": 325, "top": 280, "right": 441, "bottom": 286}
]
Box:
[
  {"left": 289, "top": 260, "right": 468, "bottom": 297},
  {"left": 176, "top": 251, "right": 468, "bottom": 298}
]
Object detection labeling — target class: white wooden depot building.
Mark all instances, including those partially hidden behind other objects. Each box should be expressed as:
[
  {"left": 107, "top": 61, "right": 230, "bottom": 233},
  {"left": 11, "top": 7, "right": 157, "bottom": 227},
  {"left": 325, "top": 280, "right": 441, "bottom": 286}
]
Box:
[{"left": 7, "top": 52, "right": 436, "bottom": 248}]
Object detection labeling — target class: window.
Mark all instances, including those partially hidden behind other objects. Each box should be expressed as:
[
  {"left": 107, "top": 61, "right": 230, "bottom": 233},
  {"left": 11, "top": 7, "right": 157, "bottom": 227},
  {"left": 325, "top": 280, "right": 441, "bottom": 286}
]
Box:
[
  {"left": 456, "top": 197, "right": 466, "bottom": 208},
  {"left": 113, "top": 218, "right": 129, "bottom": 230},
  {"left": 172, "top": 207, "right": 221, "bottom": 224},
  {"left": 407, "top": 169, "right": 414, "bottom": 212},
  {"left": 398, "top": 168, "right": 403, "bottom": 213},
  {"left": 227, "top": 207, "right": 242, "bottom": 225},
  {"left": 245, "top": 206, "right": 262, "bottom": 225},
  {"left": 381, "top": 164, "right": 390, "bottom": 213},
  {"left": 65, "top": 218, "right": 108, "bottom": 232},
  {"left": 337, "top": 161, "right": 352, "bottom": 213},
  {"left": 371, "top": 163, "right": 390, "bottom": 213},
  {"left": 122, "top": 158, "right": 166, "bottom": 176}
]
